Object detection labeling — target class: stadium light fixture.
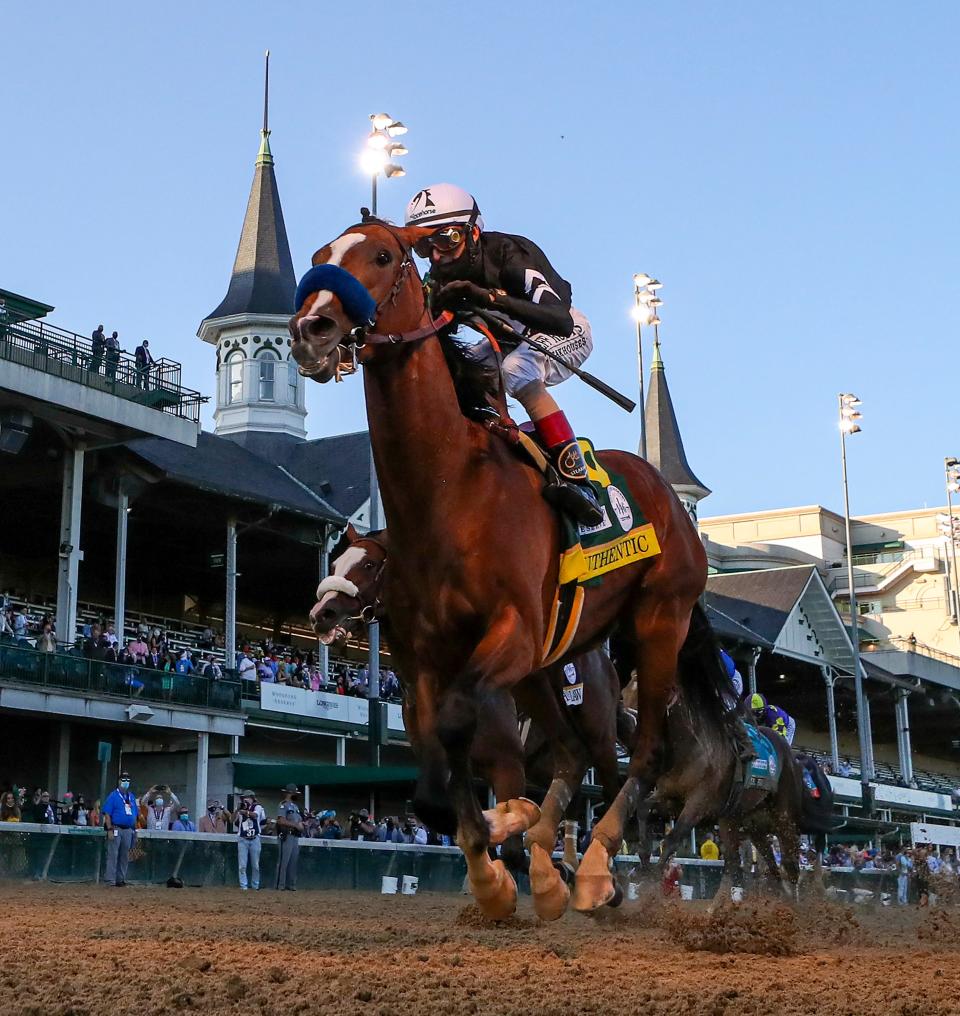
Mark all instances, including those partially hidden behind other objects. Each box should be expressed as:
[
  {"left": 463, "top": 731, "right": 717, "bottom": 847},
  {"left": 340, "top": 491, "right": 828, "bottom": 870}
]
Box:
[
  {"left": 633, "top": 274, "right": 664, "bottom": 459},
  {"left": 362, "top": 112, "right": 409, "bottom": 217}
]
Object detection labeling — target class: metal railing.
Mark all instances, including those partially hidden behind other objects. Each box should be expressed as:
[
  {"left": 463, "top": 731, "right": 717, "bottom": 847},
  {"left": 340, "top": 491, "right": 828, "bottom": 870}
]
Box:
[
  {"left": 831, "top": 547, "right": 942, "bottom": 592},
  {"left": 0, "top": 642, "right": 241, "bottom": 711},
  {"left": 0, "top": 319, "right": 205, "bottom": 423},
  {"left": 863, "top": 635, "right": 960, "bottom": 669}
]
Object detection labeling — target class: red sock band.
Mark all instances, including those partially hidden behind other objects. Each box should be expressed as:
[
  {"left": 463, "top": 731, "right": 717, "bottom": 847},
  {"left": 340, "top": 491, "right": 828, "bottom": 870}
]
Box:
[{"left": 535, "top": 410, "right": 575, "bottom": 449}]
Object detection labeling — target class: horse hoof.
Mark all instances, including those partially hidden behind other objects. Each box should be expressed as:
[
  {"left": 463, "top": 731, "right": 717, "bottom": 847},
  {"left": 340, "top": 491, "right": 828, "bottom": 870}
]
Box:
[
  {"left": 482, "top": 803, "right": 513, "bottom": 846},
  {"left": 571, "top": 841, "right": 615, "bottom": 913},
  {"left": 607, "top": 882, "right": 624, "bottom": 909},
  {"left": 471, "top": 859, "right": 518, "bottom": 922},
  {"left": 529, "top": 843, "right": 570, "bottom": 922},
  {"left": 505, "top": 798, "right": 541, "bottom": 831}
]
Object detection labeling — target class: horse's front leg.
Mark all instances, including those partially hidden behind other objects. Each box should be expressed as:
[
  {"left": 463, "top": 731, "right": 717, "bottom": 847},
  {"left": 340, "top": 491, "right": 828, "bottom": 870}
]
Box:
[{"left": 438, "top": 682, "right": 533, "bottom": 921}]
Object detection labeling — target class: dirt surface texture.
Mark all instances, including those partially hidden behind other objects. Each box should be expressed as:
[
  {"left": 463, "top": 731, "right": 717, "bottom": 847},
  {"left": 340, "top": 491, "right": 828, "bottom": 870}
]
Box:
[{"left": 3, "top": 883, "right": 959, "bottom": 1015}]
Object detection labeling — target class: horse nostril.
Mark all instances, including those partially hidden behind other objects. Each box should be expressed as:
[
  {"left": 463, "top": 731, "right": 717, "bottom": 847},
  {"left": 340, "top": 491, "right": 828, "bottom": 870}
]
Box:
[
  {"left": 320, "top": 607, "right": 337, "bottom": 622},
  {"left": 305, "top": 315, "right": 337, "bottom": 339}
]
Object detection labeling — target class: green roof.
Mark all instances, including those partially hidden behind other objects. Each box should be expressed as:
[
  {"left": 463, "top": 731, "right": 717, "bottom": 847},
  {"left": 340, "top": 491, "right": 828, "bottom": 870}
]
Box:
[
  {"left": 0, "top": 288, "right": 54, "bottom": 324},
  {"left": 233, "top": 760, "right": 419, "bottom": 788}
]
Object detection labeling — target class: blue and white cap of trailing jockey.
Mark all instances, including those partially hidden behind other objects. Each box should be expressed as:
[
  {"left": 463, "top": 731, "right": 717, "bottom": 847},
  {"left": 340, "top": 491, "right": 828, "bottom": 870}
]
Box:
[{"left": 404, "top": 183, "right": 485, "bottom": 231}]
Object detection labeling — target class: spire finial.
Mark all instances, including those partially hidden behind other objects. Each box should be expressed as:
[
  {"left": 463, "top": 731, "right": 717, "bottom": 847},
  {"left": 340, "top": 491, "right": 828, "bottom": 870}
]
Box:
[
  {"left": 257, "top": 50, "right": 274, "bottom": 166},
  {"left": 651, "top": 334, "right": 663, "bottom": 369}
]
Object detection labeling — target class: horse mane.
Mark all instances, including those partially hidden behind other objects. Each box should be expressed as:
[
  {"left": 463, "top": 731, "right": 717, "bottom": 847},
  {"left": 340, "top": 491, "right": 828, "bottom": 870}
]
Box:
[{"left": 437, "top": 328, "right": 503, "bottom": 418}]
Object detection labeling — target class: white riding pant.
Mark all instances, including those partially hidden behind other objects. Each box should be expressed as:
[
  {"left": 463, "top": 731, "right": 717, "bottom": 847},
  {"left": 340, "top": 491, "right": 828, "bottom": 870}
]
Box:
[{"left": 463, "top": 307, "right": 593, "bottom": 397}]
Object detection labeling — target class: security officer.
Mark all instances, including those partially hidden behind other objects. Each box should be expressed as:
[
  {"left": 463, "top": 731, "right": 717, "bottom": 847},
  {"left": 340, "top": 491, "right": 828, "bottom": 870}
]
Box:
[
  {"left": 275, "top": 783, "right": 304, "bottom": 891},
  {"left": 102, "top": 770, "right": 138, "bottom": 886}
]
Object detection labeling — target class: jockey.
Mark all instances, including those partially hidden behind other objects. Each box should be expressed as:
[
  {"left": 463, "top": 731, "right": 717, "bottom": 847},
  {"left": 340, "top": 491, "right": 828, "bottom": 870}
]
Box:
[
  {"left": 719, "top": 648, "right": 743, "bottom": 704},
  {"left": 750, "top": 693, "right": 797, "bottom": 745},
  {"left": 405, "top": 183, "right": 603, "bottom": 527}
]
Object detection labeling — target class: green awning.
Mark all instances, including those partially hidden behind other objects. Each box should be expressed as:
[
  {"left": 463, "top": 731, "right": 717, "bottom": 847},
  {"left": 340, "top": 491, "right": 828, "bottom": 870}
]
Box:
[
  {"left": 233, "top": 759, "right": 419, "bottom": 789},
  {"left": 0, "top": 288, "right": 54, "bottom": 324}
]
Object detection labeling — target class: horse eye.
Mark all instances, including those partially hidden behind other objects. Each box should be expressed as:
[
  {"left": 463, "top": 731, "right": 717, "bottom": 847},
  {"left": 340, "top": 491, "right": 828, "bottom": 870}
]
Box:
[
  {"left": 364, "top": 561, "right": 376, "bottom": 569},
  {"left": 375, "top": 249, "right": 392, "bottom": 266}
]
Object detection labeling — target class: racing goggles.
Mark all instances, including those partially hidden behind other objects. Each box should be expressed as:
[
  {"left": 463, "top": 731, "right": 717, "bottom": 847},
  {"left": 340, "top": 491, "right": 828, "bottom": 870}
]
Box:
[{"left": 413, "top": 225, "right": 468, "bottom": 259}]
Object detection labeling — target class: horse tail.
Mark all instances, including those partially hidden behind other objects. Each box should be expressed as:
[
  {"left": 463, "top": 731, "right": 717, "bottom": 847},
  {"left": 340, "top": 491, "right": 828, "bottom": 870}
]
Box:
[
  {"left": 675, "top": 601, "right": 733, "bottom": 728},
  {"left": 795, "top": 752, "right": 845, "bottom": 833}
]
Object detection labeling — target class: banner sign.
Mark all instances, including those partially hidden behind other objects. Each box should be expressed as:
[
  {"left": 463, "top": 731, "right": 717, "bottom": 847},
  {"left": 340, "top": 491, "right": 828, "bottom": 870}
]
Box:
[{"left": 259, "top": 684, "right": 405, "bottom": 732}]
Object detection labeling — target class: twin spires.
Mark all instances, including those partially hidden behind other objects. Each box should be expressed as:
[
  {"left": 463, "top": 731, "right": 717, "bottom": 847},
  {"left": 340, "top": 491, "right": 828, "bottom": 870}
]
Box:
[
  {"left": 201, "top": 50, "right": 294, "bottom": 324},
  {"left": 644, "top": 336, "right": 711, "bottom": 511}
]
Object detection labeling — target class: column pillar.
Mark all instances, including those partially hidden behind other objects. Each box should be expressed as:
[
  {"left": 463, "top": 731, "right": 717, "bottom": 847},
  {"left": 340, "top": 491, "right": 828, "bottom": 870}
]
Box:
[
  {"left": 55, "top": 446, "right": 85, "bottom": 647},
  {"left": 862, "top": 688, "right": 875, "bottom": 781},
  {"left": 195, "top": 732, "right": 209, "bottom": 821},
  {"left": 303, "top": 785, "right": 311, "bottom": 813},
  {"left": 56, "top": 722, "right": 71, "bottom": 799},
  {"left": 225, "top": 518, "right": 237, "bottom": 668},
  {"left": 114, "top": 486, "right": 129, "bottom": 643},
  {"left": 318, "top": 527, "right": 329, "bottom": 676},
  {"left": 336, "top": 737, "right": 346, "bottom": 766},
  {"left": 822, "top": 666, "right": 840, "bottom": 771},
  {"left": 896, "top": 689, "right": 913, "bottom": 785}
]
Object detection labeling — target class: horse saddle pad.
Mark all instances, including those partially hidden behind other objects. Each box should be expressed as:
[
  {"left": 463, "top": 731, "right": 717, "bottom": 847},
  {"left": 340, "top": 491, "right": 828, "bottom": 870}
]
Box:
[
  {"left": 556, "top": 438, "right": 662, "bottom": 586},
  {"left": 745, "top": 725, "right": 781, "bottom": 792}
]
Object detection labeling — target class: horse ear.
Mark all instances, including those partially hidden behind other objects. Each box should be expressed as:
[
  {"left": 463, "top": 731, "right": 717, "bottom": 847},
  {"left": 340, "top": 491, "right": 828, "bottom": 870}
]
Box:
[
  {"left": 345, "top": 522, "right": 360, "bottom": 543},
  {"left": 393, "top": 225, "right": 433, "bottom": 250}
]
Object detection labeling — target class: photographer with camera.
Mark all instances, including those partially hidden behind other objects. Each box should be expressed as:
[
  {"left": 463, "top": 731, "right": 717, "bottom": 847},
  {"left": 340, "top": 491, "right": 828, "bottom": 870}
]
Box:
[
  {"left": 229, "top": 790, "right": 266, "bottom": 891},
  {"left": 275, "top": 784, "right": 304, "bottom": 891},
  {"left": 348, "top": 808, "right": 376, "bottom": 841},
  {"left": 399, "top": 815, "right": 428, "bottom": 846}
]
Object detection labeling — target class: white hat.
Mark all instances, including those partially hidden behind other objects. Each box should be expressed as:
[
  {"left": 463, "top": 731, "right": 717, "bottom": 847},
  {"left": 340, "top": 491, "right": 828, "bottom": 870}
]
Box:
[{"left": 404, "top": 183, "right": 484, "bottom": 231}]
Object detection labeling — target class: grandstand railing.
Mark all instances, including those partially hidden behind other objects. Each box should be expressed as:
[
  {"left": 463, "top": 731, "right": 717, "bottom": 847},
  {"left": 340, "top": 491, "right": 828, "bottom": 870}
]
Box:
[
  {"left": 0, "top": 318, "right": 205, "bottom": 423},
  {"left": 0, "top": 642, "right": 241, "bottom": 712}
]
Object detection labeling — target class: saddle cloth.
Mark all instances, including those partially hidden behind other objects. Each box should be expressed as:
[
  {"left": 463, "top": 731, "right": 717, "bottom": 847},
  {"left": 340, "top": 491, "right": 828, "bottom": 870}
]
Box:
[
  {"left": 520, "top": 435, "right": 661, "bottom": 667},
  {"left": 745, "top": 725, "right": 781, "bottom": 793}
]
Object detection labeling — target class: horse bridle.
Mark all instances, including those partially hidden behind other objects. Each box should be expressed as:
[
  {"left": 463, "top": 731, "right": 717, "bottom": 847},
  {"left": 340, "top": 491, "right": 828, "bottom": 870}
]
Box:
[
  {"left": 325, "top": 534, "right": 388, "bottom": 627},
  {"left": 338, "top": 226, "right": 455, "bottom": 359}
]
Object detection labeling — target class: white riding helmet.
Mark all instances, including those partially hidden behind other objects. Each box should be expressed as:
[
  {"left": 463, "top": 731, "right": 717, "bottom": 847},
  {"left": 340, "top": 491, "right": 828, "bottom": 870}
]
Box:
[{"left": 404, "top": 183, "right": 485, "bottom": 231}]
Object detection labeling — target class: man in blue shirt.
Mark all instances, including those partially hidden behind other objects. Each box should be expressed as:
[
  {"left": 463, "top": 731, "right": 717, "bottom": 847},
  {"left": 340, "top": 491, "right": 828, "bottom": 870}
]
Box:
[
  {"left": 171, "top": 807, "right": 196, "bottom": 832},
  {"left": 102, "top": 770, "right": 138, "bottom": 886}
]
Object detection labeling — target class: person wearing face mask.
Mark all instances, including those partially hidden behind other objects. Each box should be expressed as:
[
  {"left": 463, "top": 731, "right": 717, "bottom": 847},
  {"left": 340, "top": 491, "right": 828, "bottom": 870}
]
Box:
[
  {"left": 171, "top": 807, "right": 196, "bottom": 832},
  {"left": 102, "top": 771, "right": 138, "bottom": 887},
  {"left": 230, "top": 790, "right": 266, "bottom": 891},
  {"left": 141, "top": 788, "right": 177, "bottom": 832},
  {"left": 198, "top": 800, "right": 228, "bottom": 834}
]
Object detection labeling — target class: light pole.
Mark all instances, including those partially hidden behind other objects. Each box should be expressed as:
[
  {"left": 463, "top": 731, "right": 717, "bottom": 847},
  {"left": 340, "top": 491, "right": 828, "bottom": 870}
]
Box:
[
  {"left": 945, "top": 457, "right": 960, "bottom": 627},
  {"left": 631, "top": 274, "right": 662, "bottom": 459},
  {"left": 360, "top": 113, "right": 408, "bottom": 217},
  {"left": 358, "top": 113, "right": 406, "bottom": 767},
  {"left": 838, "top": 393, "right": 875, "bottom": 801}
]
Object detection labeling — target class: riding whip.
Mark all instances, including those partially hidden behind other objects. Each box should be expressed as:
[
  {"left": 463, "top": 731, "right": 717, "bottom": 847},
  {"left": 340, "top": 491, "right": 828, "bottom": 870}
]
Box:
[{"left": 469, "top": 309, "right": 637, "bottom": 414}]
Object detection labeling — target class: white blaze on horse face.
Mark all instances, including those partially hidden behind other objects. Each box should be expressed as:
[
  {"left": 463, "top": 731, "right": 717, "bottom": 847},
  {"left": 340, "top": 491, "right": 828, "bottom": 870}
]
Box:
[{"left": 305, "top": 233, "right": 366, "bottom": 319}]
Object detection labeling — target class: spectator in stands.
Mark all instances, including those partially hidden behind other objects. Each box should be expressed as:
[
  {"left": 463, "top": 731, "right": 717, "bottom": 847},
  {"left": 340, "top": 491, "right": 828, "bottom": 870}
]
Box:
[
  {"left": 102, "top": 771, "right": 138, "bottom": 887},
  {"left": 199, "top": 654, "right": 221, "bottom": 679},
  {"left": 104, "top": 331, "right": 121, "bottom": 381},
  {"left": 275, "top": 784, "right": 304, "bottom": 891},
  {"left": 175, "top": 650, "right": 194, "bottom": 675},
  {"left": 398, "top": 816, "right": 428, "bottom": 845},
  {"left": 308, "top": 666, "right": 322, "bottom": 692},
  {"left": 237, "top": 647, "right": 256, "bottom": 683},
  {"left": 232, "top": 790, "right": 266, "bottom": 891},
  {"left": 838, "top": 759, "right": 852, "bottom": 778},
  {"left": 256, "top": 653, "right": 275, "bottom": 684},
  {"left": 29, "top": 790, "right": 56, "bottom": 825},
  {"left": 199, "top": 626, "right": 214, "bottom": 650},
  {"left": 199, "top": 800, "right": 228, "bottom": 834},
  {"left": 89, "top": 325, "right": 106, "bottom": 374},
  {"left": 145, "top": 643, "right": 163, "bottom": 669},
  {"left": 381, "top": 669, "right": 401, "bottom": 701},
  {"left": 134, "top": 339, "right": 154, "bottom": 390},
  {"left": 103, "top": 621, "right": 118, "bottom": 649},
  {"left": 700, "top": 832, "right": 720, "bottom": 861},
  {"left": 83, "top": 623, "right": 107, "bottom": 660},
  {"left": 127, "top": 632, "right": 148, "bottom": 664},
  {"left": 171, "top": 807, "right": 196, "bottom": 832},
  {"left": 352, "top": 665, "right": 369, "bottom": 698},
  {"left": 36, "top": 620, "right": 57, "bottom": 653}
]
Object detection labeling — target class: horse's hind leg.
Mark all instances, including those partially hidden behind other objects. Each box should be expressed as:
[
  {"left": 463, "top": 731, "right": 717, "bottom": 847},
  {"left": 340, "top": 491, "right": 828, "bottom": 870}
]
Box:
[
  {"left": 572, "top": 600, "right": 688, "bottom": 912},
  {"left": 710, "top": 818, "right": 744, "bottom": 908}
]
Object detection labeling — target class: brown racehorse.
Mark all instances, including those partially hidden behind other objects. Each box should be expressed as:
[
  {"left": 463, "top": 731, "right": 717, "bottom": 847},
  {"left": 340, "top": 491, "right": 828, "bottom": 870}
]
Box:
[
  {"left": 290, "top": 220, "right": 712, "bottom": 918},
  {"left": 310, "top": 524, "right": 633, "bottom": 918}
]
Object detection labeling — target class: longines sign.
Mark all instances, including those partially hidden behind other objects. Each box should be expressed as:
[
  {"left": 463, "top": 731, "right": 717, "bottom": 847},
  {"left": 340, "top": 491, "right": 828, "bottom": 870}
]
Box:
[{"left": 259, "top": 684, "right": 403, "bottom": 731}]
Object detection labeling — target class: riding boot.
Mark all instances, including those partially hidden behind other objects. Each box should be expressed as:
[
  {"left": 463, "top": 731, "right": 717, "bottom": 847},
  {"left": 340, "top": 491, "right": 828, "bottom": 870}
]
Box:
[{"left": 535, "top": 411, "right": 604, "bottom": 527}]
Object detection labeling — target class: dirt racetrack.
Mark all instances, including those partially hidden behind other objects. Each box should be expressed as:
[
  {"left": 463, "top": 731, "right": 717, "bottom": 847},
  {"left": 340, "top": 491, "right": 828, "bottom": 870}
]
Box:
[{"left": 3, "top": 883, "right": 960, "bottom": 1015}]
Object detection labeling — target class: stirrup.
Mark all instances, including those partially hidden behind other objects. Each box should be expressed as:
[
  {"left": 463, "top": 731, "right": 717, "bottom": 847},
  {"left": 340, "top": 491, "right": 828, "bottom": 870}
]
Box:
[{"left": 543, "top": 478, "right": 604, "bottom": 527}]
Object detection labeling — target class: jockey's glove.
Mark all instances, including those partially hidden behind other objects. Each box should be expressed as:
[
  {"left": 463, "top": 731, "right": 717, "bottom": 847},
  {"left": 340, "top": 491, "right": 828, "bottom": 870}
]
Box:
[{"left": 435, "top": 280, "right": 491, "bottom": 310}]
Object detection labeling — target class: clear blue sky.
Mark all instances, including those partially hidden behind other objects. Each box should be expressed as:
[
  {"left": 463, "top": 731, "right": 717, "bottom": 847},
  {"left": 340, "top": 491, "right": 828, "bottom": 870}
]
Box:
[{"left": 4, "top": 4, "right": 958, "bottom": 517}]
